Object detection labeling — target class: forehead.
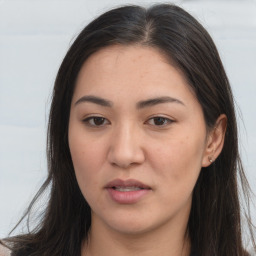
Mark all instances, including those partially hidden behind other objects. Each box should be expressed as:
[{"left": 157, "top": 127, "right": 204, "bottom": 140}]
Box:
[
  {"left": 73, "top": 44, "right": 197, "bottom": 107},
  {"left": 84, "top": 44, "right": 170, "bottom": 67}
]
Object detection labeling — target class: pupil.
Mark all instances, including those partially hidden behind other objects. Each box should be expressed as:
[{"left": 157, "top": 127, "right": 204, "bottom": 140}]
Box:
[
  {"left": 154, "top": 117, "right": 165, "bottom": 125},
  {"left": 94, "top": 117, "right": 104, "bottom": 125}
]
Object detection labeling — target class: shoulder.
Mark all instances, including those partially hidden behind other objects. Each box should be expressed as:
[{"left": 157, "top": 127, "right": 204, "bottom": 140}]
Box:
[{"left": 0, "top": 244, "right": 11, "bottom": 256}]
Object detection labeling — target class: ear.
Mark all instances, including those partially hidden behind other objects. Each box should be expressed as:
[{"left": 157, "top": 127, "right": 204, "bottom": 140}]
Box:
[{"left": 201, "top": 114, "right": 227, "bottom": 167}]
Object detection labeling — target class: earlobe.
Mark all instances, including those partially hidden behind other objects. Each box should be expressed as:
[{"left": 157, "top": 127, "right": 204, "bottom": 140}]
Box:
[{"left": 201, "top": 114, "right": 227, "bottom": 167}]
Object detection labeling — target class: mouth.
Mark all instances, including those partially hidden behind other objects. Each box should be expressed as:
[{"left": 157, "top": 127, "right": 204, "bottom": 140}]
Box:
[
  {"left": 112, "top": 186, "right": 145, "bottom": 192},
  {"left": 105, "top": 179, "right": 151, "bottom": 204},
  {"left": 105, "top": 179, "right": 151, "bottom": 191}
]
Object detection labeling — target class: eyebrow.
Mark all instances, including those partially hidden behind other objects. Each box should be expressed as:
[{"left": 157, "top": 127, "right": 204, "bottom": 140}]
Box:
[
  {"left": 136, "top": 96, "right": 185, "bottom": 109},
  {"left": 75, "top": 95, "right": 113, "bottom": 107},
  {"left": 74, "top": 95, "right": 185, "bottom": 108}
]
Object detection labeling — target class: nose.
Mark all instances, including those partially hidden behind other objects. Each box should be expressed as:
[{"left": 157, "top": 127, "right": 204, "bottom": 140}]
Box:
[{"left": 107, "top": 123, "right": 145, "bottom": 169}]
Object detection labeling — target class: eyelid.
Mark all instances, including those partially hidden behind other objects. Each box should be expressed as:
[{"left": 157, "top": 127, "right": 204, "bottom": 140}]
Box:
[
  {"left": 81, "top": 114, "right": 175, "bottom": 127},
  {"left": 82, "top": 115, "right": 110, "bottom": 127},
  {"left": 145, "top": 115, "right": 175, "bottom": 126}
]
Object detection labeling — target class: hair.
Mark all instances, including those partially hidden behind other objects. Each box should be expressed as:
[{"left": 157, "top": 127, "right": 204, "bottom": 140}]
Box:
[{"left": 1, "top": 3, "right": 255, "bottom": 256}]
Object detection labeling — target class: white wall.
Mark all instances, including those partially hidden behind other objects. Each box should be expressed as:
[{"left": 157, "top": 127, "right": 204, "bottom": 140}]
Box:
[{"left": 0, "top": 0, "right": 255, "bottom": 237}]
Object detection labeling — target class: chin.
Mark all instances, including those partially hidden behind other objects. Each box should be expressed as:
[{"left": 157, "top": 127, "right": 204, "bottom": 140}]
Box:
[{"left": 101, "top": 212, "right": 167, "bottom": 236}]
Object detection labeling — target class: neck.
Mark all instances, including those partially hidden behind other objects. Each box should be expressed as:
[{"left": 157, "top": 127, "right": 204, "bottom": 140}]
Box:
[{"left": 82, "top": 216, "right": 191, "bottom": 256}]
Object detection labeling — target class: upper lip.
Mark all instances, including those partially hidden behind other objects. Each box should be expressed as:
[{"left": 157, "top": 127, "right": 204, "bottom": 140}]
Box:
[{"left": 105, "top": 179, "right": 151, "bottom": 189}]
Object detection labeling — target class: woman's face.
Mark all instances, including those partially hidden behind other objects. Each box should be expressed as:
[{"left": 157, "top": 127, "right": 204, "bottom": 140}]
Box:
[{"left": 68, "top": 45, "right": 211, "bottom": 236}]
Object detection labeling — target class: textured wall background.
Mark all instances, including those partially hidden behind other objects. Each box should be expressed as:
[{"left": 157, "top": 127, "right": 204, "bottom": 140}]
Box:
[{"left": 0, "top": 0, "right": 256, "bottom": 238}]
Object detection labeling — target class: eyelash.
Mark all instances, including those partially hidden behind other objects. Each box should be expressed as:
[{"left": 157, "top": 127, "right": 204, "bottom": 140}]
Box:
[
  {"left": 146, "top": 116, "right": 174, "bottom": 126},
  {"left": 82, "top": 116, "right": 110, "bottom": 127},
  {"left": 82, "top": 116, "right": 174, "bottom": 127}
]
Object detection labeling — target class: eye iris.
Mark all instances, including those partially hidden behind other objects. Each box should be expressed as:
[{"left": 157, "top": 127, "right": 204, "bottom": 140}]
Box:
[
  {"left": 94, "top": 117, "right": 105, "bottom": 125},
  {"left": 154, "top": 117, "right": 166, "bottom": 125}
]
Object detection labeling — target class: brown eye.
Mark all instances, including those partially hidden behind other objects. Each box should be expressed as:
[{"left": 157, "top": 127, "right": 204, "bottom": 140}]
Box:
[
  {"left": 153, "top": 117, "right": 166, "bottom": 125},
  {"left": 147, "top": 116, "right": 174, "bottom": 126},
  {"left": 92, "top": 117, "right": 105, "bottom": 126},
  {"left": 83, "top": 116, "right": 110, "bottom": 127}
]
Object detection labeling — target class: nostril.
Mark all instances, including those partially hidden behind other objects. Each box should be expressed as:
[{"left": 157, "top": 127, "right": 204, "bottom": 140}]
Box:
[{"left": 107, "top": 132, "right": 145, "bottom": 168}]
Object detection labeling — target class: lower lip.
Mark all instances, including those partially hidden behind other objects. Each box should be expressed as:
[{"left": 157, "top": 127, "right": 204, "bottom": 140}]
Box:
[{"left": 106, "top": 188, "right": 151, "bottom": 204}]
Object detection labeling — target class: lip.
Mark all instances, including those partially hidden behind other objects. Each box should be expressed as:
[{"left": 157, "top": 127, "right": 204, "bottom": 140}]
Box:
[
  {"left": 105, "top": 179, "right": 151, "bottom": 189},
  {"left": 105, "top": 179, "right": 151, "bottom": 204}
]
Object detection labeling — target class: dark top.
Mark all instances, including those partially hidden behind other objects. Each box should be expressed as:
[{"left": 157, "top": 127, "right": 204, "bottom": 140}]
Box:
[{"left": 11, "top": 248, "right": 198, "bottom": 256}]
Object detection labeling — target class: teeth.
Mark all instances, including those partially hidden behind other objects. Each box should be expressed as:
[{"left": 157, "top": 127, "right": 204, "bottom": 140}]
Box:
[{"left": 114, "top": 186, "right": 143, "bottom": 192}]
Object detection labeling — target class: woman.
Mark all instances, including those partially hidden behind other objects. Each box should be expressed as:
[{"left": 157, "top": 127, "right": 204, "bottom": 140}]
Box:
[{"left": 1, "top": 3, "right": 255, "bottom": 256}]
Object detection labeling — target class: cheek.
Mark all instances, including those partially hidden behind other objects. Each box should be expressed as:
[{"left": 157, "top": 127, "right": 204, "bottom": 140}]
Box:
[
  {"left": 148, "top": 136, "right": 205, "bottom": 211},
  {"left": 148, "top": 134, "right": 205, "bottom": 184},
  {"left": 68, "top": 130, "right": 106, "bottom": 196}
]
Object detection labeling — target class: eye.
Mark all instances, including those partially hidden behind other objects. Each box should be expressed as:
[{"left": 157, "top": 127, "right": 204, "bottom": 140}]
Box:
[
  {"left": 146, "top": 116, "right": 174, "bottom": 126},
  {"left": 83, "top": 116, "right": 110, "bottom": 127}
]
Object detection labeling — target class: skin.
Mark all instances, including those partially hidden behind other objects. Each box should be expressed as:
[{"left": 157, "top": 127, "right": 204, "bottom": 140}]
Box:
[{"left": 68, "top": 45, "right": 226, "bottom": 256}]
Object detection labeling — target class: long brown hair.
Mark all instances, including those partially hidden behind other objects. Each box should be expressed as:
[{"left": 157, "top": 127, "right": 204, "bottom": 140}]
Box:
[{"left": 1, "top": 4, "right": 255, "bottom": 256}]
